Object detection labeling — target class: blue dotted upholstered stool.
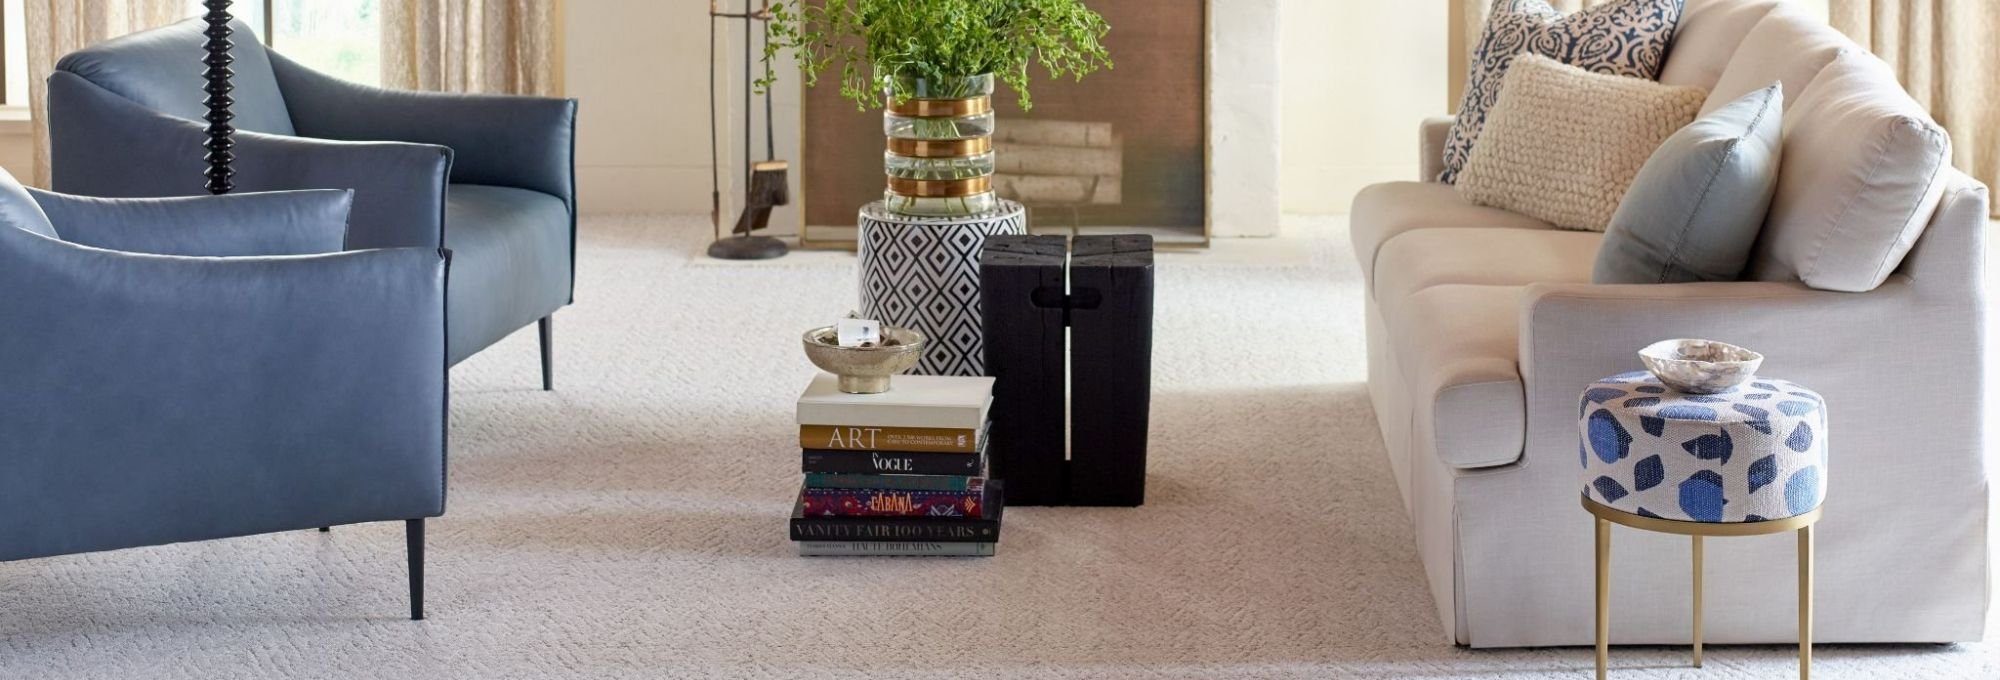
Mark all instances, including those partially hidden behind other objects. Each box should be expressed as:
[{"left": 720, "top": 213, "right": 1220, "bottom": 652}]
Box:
[{"left": 1578, "top": 371, "right": 1827, "bottom": 680}]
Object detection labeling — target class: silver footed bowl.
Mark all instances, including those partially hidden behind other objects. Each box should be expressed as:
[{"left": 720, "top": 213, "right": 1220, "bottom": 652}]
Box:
[
  {"left": 801, "top": 325, "right": 926, "bottom": 394},
  {"left": 1638, "top": 338, "right": 1764, "bottom": 394}
]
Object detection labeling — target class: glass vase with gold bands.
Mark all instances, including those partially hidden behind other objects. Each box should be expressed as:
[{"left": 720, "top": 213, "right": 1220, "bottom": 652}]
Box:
[{"left": 883, "top": 73, "right": 999, "bottom": 217}]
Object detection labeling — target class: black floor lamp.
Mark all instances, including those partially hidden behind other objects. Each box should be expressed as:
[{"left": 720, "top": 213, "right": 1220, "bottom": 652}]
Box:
[{"left": 202, "top": 0, "right": 234, "bottom": 195}]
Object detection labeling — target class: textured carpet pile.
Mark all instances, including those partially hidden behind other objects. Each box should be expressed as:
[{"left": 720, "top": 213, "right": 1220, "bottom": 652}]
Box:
[{"left": 0, "top": 216, "right": 1991, "bottom": 678}]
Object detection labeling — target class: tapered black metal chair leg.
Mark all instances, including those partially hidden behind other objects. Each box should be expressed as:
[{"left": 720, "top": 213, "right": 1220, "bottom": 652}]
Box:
[
  {"left": 538, "top": 316, "right": 554, "bottom": 391},
  {"left": 407, "top": 518, "right": 425, "bottom": 620}
]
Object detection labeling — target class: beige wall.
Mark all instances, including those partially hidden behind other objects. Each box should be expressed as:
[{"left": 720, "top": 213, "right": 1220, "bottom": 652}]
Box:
[
  {"left": 565, "top": 0, "right": 737, "bottom": 217},
  {"left": 1279, "top": 0, "right": 1449, "bottom": 215},
  {"left": 1282, "top": 0, "right": 1833, "bottom": 216}
]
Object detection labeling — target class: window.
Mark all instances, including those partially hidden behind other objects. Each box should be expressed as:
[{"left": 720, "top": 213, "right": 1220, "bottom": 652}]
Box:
[
  {"left": 267, "top": 0, "right": 381, "bottom": 86},
  {"left": 0, "top": 1, "right": 378, "bottom": 109},
  {"left": 190, "top": 0, "right": 382, "bottom": 88},
  {"left": 3, "top": 0, "right": 25, "bottom": 106}
]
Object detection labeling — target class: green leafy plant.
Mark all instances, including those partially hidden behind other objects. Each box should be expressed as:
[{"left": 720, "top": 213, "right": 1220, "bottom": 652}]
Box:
[{"left": 758, "top": 0, "right": 1113, "bottom": 110}]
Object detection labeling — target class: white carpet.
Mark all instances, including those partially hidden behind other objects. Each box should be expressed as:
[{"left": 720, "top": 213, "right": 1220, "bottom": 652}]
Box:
[{"left": 0, "top": 215, "right": 1992, "bottom": 679}]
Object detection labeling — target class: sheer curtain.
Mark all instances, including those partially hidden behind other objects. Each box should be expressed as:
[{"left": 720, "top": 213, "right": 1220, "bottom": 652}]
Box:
[
  {"left": 25, "top": 0, "right": 187, "bottom": 186},
  {"left": 1832, "top": 0, "right": 2000, "bottom": 216},
  {"left": 381, "top": 0, "right": 559, "bottom": 96}
]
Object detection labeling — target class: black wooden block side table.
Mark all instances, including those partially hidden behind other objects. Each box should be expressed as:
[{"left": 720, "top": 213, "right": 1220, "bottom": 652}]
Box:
[{"left": 980, "top": 234, "right": 1155, "bottom": 506}]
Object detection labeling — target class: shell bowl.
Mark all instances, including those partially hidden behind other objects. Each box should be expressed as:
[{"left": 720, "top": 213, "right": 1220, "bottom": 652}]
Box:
[
  {"left": 1638, "top": 339, "right": 1764, "bottom": 394},
  {"left": 802, "top": 326, "right": 926, "bottom": 394}
]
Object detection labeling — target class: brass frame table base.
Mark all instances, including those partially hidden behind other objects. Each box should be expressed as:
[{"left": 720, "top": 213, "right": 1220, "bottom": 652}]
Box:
[{"left": 1583, "top": 496, "right": 1821, "bottom": 680}]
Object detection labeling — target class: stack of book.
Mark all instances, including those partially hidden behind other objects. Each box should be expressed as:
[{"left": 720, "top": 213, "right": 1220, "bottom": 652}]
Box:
[{"left": 791, "top": 373, "right": 1004, "bottom": 557}]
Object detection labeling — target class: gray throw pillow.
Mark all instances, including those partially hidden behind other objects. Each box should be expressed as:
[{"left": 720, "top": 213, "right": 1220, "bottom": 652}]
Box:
[{"left": 1593, "top": 83, "right": 1783, "bottom": 284}]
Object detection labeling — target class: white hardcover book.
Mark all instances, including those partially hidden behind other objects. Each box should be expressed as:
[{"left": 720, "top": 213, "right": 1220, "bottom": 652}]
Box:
[
  {"left": 796, "top": 373, "right": 994, "bottom": 430},
  {"left": 796, "top": 541, "right": 998, "bottom": 557}
]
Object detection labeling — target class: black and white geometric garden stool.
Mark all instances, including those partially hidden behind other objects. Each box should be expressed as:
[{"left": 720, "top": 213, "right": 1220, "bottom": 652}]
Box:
[{"left": 857, "top": 200, "right": 1026, "bottom": 376}]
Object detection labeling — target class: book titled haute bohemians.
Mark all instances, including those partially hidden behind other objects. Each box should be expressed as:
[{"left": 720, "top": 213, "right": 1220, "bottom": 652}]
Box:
[
  {"left": 796, "top": 541, "right": 997, "bottom": 557},
  {"left": 788, "top": 483, "right": 1005, "bottom": 542}
]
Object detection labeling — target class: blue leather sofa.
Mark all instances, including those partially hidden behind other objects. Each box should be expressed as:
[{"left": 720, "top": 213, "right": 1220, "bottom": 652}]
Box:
[
  {"left": 0, "top": 169, "right": 446, "bottom": 619},
  {"left": 46, "top": 18, "right": 578, "bottom": 389}
]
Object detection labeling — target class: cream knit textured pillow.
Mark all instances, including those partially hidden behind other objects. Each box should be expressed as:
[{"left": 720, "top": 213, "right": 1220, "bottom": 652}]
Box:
[{"left": 1456, "top": 55, "right": 1706, "bottom": 232}]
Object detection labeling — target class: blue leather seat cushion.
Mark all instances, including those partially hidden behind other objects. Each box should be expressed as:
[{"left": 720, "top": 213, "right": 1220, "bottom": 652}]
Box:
[{"left": 444, "top": 184, "right": 571, "bottom": 366}]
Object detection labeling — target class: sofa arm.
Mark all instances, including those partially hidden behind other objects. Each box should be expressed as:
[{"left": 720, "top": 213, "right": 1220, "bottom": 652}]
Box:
[
  {"left": 1522, "top": 279, "right": 1891, "bottom": 387},
  {"left": 1517, "top": 277, "right": 1978, "bottom": 466},
  {"left": 270, "top": 52, "right": 577, "bottom": 210},
  {"left": 1421, "top": 116, "right": 1455, "bottom": 183},
  {"left": 46, "top": 70, "right": 453, "bottom": 252},
  {"left": 29, "top": 188, "right": 354, "bottom": 256},
  {"left": 0, "top": 229, "right": 448, "bottom": 561}
]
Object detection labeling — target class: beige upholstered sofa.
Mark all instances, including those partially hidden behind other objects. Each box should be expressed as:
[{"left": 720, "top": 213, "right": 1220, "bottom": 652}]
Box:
[{"left": 1353, "top": 0, "right": 1989, "bottom": 647}]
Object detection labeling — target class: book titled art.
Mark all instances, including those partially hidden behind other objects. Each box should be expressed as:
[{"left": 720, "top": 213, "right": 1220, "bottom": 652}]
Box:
[{"left": 799, "top": 424, "right": 980, "bottom": 453}]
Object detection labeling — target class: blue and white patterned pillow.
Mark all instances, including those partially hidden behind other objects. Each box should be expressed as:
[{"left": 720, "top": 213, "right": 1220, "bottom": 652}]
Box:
[{"left": 1440, "top": 0, "right": 1685, "bottom": 184}]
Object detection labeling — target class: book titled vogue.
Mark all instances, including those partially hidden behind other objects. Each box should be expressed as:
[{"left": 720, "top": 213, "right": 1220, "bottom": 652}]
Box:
[{"left": 800, "top": 447, "right": 986, "bottom": 475}]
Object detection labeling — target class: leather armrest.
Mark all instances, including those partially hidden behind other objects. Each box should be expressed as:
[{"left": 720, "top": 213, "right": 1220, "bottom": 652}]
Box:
[
  {"left": 0, "top": 227, "right": 449, "bottom": 560},
  {"left": 270, "top": 52, "right": 577, "bottom": 211}
]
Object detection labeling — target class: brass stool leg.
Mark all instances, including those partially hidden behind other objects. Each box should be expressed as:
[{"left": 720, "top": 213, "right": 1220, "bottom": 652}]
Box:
[
  {"left": 1799, "top": 524, "right": 1814, "bottom": 680},
  {"left": 1596, "top": 518, "right": 1610, "bottom": 680},
  {"left": 1692, "top": 535, "right": 1704, "bottom": 668}
]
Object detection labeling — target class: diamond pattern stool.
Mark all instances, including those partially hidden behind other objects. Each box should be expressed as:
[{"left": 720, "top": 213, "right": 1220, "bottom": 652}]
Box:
[
  {"left": 1578, "top": 371, "right": 1828, "bottom": 680},
  {"left": 857, "top": 200, "right": 1027, "bottom": 376}
]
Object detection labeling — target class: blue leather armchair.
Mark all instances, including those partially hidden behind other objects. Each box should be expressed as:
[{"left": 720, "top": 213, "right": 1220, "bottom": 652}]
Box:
[
  {"left": 46, "top": 18, "right": 577, "bottom": 388},
  {"left": 0, "top": 169, "right": 446, "bottom": 619}
]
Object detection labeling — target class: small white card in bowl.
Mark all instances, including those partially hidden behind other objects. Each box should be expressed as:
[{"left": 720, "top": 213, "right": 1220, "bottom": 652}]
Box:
[{"left": 836, "top": 318, "right": 882, "bottom": 347}]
